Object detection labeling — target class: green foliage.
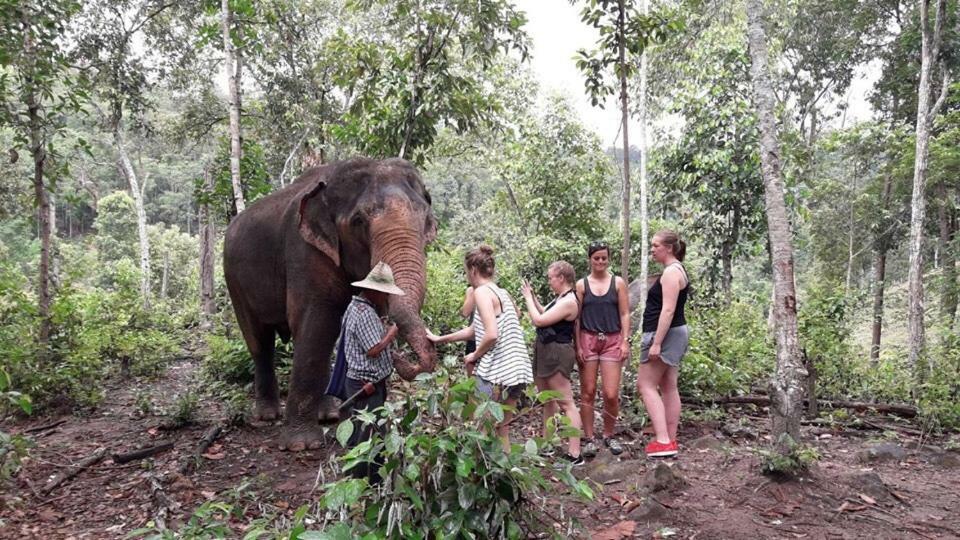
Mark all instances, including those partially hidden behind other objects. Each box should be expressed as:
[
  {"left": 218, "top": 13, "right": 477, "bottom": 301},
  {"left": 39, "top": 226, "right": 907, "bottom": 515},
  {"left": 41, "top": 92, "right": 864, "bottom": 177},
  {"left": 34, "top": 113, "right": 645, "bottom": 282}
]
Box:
[
  {"left": 798, "top": 282, "right": 854, "bottom": 395},
  {"left": 918, "top": 332, "right": 960, "bottom": 431},
  {"left": 202, "top": 137, "right": 274, "bottom": 221},
  {"left": 128, "top": 500, "right": 237, "bottom": 539},
  {"left": 653, "top": 20, "right": 765, "bottom": 301},
  {"left": 328, "top": 0, "right": 530, "bottom": 162},
  {"left": 0, "top": 367, "right": 33, "bottom": 486},
  {"left": 757, "top": 436, "right": 820, "bottom": 478},
  {"left": 170, "top": 390, "right": 199, "bottom": 428},
  {"left": 313, "top": 362, "right": 592, "bottom": 538},
  {"left": 573, "top": 0, "right": 682, "bottom": 107},
  {"left": 202, "top": 334, "right": 256, "bottom": 386},
  {"left": 678, "top": 301, "right": 773, "bottom": 398},
  {"left": 94, "top": 191, "right": 138, "bottom": 264},
  {"left": 3, "top": 256, "right": 181, "bottom": 412}
]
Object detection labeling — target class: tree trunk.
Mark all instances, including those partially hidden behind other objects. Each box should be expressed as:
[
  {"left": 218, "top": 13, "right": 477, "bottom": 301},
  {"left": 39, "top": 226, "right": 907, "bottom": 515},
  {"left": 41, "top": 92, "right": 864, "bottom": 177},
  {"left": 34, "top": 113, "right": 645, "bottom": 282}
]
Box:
[
  {"left": 637, "top": 0, "right": 650, "bottom": 315},
  {"left": 938, "top": 182, "right": 957, "bottom": 325},
  {"left": 49, "top": 193, "right": 60, "bottom": 292},
  {"left": 907, "top": 0, "right": 947, "bottom": 375},
  {"left": 845, "top": 171, "right": 857, "bottom": 295},
  {"left": 160, "top": 250, "right": 170, "bottom": 300},
  {"left": 871, "top": 245, "right": 888, "bottom": 362},
  {"left": 28, "top": 88, "right": 52, "bottom": 345},
  {"left": 199, "top": 168, "right": 217, "bottom": 329},
  {"left": 618, "top": 0, "right": 631, "bottom": 283},
  {"left": 746, "top": 0, "right": 805, "bottom": 456},
  {"left": 114, "top": 128, "right": 151, "bottom": 311},
  {"left": 222, "top": 0, "right": 245, "bottom": 214}
]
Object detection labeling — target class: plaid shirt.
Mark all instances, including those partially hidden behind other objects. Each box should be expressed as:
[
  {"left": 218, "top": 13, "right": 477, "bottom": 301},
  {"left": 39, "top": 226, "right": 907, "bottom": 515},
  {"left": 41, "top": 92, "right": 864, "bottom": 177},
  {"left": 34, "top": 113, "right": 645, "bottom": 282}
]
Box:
[{"left": 343, "top": 295, "right": 393, "bottom": 382}]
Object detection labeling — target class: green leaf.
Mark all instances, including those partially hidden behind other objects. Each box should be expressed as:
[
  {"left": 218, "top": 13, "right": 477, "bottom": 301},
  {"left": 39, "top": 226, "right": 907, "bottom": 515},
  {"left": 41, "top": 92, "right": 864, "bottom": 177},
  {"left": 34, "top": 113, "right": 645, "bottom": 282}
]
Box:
[
  {"left": 298, "top": 523, "right": 355, "bottom": 540},
  {"left": 385, "top": 430, "right": 402, "bottom": 454},
  {"left": 524, "top": 439, "right": 538, "bottom": 456},
  {"left": 322, "top": 478, "right": 367, "bottom": 510},
  {"left": 456, "top": 455, "right": 475, "bottom": 477},
  {"left": 336, "top": 421, "right": 354, "bottom": 448},
  {"left": 457, "top": 482, "right": 476, "bottom": 509}
]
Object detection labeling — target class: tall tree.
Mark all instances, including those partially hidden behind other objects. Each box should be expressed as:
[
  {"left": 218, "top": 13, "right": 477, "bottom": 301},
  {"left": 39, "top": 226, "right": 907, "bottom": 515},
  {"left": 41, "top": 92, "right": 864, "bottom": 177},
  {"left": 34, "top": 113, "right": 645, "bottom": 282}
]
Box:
[
  {"left": 73, "top": 0, "right": 179, "bottom": 311},
  {"left": 745, "top": 0, "right": 805, "bottom": 457},
  {"left": 906, "top": 0, "right": 950, "bottom": 372},
  {"left": 637, "top": 0, "right": 650, "bottom": 312},
  {"left": 221, "top": 0, "right": 245, "bottom": 213},
  {"left": 0, "top": 0, "right": 86, "bottom": 343},
  {"left": 573, "top": 0, "right": 678, "bottom": 283},
  {"left": 198, "top": 166, "right": 217, "bottom": 329}
]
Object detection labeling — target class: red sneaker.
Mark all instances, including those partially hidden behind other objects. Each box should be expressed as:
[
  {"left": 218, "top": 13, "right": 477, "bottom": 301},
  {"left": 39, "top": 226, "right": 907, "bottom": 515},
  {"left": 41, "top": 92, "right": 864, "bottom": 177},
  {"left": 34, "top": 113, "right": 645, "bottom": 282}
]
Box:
[{"left": 645, "top": 440, "right": 678, "bottom": 458}]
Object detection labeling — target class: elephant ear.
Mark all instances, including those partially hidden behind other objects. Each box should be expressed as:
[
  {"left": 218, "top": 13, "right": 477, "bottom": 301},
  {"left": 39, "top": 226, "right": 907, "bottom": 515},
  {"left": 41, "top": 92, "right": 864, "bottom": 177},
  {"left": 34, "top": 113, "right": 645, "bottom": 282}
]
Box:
[{"left": 298, "top": 179, "right": 340, "bottom": 266}]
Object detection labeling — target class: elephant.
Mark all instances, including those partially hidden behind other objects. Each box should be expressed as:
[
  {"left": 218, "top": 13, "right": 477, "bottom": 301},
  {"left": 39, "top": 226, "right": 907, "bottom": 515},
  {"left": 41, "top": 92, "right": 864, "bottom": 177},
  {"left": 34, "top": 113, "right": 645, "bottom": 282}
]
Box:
[{"left": 223, "top": 158, "right": 438, "bottom": 451}]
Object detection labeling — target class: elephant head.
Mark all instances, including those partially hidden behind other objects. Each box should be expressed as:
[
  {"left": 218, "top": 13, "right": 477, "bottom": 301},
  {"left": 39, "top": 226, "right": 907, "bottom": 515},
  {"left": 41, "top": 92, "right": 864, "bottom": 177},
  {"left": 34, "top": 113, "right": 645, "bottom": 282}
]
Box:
[{"left": 297, "top": 158, "right": 437, "bottom": 377}]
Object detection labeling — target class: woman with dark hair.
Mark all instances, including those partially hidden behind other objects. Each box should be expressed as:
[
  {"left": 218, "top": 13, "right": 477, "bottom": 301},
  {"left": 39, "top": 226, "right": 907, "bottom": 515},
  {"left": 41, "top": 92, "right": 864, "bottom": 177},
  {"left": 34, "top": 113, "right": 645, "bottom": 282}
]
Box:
[
  {"left": 638, "top": 230, "right": 690, "bottom": 458},
  {"left": 521, "top": 260, "right": 583, "bottom": 465},
  {"left": 575, "top": 241, "right": 630, "bottom": 457},
  {"left": 427, "top": 245, "right": 533, "bottom": 449}
]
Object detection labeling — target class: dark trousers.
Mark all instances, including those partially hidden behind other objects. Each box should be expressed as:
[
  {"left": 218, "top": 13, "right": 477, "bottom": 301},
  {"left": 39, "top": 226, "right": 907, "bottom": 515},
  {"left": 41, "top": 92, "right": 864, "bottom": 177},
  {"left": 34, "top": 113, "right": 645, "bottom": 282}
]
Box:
[{"left": 344, "top": 377, "right": 388, "bottom": 482}]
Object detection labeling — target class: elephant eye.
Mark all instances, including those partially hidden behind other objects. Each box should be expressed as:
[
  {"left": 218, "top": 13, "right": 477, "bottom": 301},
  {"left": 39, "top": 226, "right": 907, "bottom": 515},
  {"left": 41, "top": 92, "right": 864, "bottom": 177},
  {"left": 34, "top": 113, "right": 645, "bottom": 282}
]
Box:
[{"left": 350, "top": 213, "right": 366, "bottom": 228}]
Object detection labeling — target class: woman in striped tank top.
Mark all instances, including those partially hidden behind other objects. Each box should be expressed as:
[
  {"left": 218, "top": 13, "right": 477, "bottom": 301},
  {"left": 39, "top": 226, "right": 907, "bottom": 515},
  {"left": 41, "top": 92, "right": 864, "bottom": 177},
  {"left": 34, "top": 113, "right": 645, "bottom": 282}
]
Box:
[{"left": 427, "top": 245, "right": 533, "bottom": 449}]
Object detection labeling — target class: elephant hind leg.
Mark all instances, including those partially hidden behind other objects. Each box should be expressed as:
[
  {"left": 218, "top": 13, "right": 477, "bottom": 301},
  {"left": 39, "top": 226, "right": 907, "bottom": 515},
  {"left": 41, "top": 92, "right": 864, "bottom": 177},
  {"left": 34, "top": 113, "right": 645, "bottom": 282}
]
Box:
[{"left": 238, "top": 319, "right": 281, "bottom": 422}]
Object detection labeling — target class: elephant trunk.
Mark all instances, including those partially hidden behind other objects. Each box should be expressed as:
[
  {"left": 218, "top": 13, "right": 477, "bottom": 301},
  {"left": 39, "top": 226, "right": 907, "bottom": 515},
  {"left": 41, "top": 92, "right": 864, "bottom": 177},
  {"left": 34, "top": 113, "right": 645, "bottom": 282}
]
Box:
[{"left": 370, "top": 221, "right": 437, "bottom": 379}]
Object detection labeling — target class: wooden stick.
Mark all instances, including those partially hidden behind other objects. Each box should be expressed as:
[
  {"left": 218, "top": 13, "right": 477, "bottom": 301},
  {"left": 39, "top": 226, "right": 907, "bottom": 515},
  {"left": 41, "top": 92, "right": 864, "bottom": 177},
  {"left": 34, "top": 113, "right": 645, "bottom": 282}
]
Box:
[
  {"left": 111, "top": 441, "right": 174, "bottom": 464},
  {"left": 24, "top": 419, "right": 67, "bottom": 434},
  {"left": 41, "top": 447, "right": 106, "bottom": 494},
  {"left": 178, "top": 425, "right": 223, "bottom": 474}
]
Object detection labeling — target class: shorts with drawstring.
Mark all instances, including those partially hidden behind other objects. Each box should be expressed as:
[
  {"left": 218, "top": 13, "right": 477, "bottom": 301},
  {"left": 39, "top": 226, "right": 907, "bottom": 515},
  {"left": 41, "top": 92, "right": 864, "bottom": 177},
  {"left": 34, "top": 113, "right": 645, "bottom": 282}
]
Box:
[{"left": 578, "top": 330, "right": 623, "bottom": 362}]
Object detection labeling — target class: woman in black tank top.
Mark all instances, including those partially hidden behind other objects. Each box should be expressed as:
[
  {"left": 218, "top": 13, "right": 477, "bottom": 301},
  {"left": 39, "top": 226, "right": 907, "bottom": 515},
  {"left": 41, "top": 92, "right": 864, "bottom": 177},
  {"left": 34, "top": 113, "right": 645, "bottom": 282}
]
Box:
[
  {"left": 637, "top": 230, "right": 689, "bottom": 458},
  {"left": 521, "top": 260, "right": 583, "bottom": 463},
  {"left": 574, "top": 241, "right": 630, "bottom": 457}
]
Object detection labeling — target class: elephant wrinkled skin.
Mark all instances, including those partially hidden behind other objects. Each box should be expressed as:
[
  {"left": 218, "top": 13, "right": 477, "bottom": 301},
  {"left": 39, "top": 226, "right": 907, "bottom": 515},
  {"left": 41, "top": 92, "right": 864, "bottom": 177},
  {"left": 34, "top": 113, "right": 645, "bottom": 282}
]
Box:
[{"left": 223, "top": 158, "right": 438, "bottom": 451}]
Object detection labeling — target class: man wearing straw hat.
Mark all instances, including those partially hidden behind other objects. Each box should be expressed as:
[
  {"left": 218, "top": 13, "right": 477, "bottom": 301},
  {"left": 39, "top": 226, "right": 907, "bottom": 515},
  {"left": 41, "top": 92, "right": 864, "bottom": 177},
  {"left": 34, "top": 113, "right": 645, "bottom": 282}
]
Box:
[{"left": 338, "top": 261, "right": 405, "bottom": 463}]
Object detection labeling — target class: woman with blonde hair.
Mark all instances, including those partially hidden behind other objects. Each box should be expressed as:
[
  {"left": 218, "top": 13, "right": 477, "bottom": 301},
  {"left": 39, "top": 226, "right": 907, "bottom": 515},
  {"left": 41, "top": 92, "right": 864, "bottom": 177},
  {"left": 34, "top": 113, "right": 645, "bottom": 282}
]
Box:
[
  {"left": 521, "top": 260, "right": 583, "bottom": 465},
  {"left": 638, "top": 230, "right": 690, "bottom": 458}
]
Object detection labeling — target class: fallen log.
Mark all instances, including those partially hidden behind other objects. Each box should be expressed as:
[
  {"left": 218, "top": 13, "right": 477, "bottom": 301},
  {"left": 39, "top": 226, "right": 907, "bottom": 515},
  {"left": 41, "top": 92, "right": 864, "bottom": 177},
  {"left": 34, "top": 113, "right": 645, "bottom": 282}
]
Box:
[
  {"left": 41, "top": 447, "right": 107, "bottom": 494},
  {"left": 111, "top": 441, "right": 174, "bottom": 464},
  {"left": 178, "top": 425, "right": 223, "bottom": 474},
  {"left": 686, "top": 395, "right": 917, "bottom": 418},
  {"left": 24, "top": 419, "right": 67, "bottom": 434}
]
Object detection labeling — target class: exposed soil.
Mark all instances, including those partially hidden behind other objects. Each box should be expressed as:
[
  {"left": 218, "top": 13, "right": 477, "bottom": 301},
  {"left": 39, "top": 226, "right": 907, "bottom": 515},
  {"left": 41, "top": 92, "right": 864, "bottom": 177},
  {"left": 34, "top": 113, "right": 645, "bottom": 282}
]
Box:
[{"left": 3, "top": 357, "right": 959, "bottom": 539}]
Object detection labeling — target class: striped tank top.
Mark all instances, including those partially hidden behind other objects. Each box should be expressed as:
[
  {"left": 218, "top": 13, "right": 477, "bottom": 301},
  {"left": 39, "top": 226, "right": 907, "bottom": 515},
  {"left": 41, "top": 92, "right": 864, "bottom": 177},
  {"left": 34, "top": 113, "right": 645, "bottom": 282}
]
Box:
[{"left": 473, "top": 284, "right": 533, "bottom": 387}]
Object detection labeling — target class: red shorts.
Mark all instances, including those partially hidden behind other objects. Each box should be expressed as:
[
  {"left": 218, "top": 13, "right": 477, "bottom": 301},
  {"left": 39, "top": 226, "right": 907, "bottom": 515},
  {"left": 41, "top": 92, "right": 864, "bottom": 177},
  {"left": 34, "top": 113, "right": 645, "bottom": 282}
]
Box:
[{"left": 578, "top": 330, "right": 623, "bottom": 362}]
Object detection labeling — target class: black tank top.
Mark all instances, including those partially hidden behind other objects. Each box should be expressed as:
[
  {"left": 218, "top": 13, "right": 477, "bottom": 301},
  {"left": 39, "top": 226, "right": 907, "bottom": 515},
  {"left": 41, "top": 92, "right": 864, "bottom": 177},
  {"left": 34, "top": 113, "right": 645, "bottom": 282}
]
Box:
[
  {"left": 535, "top": 290, "right": 576, "bottom": 344},
  {"left": 580, "top": 275, "right": 621, "bottom": 333},
  {"left": 642, "top": 263, "right": 689, "bottom": 332}
]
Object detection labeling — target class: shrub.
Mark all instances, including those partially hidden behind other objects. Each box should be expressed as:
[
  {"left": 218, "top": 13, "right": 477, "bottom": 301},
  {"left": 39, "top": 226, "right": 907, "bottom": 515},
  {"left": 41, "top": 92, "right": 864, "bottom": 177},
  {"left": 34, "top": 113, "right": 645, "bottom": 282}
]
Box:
[
  {"left": 310, "top": 359, "right": 592, "bottom": 538},
  {"left": 918, "top": 332, "right": 960, "bottom": 431},
  {"left": 678, "top": 301, "right": 773, "bottom": 398},
  {"left": 1, "top": 368, "right": 33, "bottom": 487}
]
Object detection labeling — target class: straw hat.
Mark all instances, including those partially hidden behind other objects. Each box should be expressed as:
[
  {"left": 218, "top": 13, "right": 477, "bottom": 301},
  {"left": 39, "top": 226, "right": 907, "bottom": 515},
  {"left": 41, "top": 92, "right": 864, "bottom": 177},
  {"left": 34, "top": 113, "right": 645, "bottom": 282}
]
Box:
[{"left": 351, "top": 261, "right": 406, "bottom": 296}]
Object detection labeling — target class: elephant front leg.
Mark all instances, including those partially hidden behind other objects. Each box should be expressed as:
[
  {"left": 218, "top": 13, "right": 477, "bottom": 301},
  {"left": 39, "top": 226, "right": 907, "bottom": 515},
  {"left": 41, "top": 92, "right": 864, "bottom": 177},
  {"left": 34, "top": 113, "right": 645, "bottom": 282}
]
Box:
[{"left": 280, "top": 330, "right": 335, "bottom": 451}]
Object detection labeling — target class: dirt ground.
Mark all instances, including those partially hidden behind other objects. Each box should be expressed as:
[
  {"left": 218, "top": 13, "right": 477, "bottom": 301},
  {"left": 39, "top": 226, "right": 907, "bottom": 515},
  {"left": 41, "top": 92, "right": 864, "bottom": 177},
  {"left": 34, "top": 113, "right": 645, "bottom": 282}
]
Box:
[{"left": 2, "top": 358, "right": 959, "bottom": 539}]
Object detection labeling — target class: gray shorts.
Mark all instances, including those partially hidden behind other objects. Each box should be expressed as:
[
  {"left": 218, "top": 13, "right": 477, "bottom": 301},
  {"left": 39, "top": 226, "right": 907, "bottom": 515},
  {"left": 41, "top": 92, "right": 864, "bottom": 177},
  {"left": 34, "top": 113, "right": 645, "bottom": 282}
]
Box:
[{"left": 640, "top": 325, "right": 689, "bottom": 367}]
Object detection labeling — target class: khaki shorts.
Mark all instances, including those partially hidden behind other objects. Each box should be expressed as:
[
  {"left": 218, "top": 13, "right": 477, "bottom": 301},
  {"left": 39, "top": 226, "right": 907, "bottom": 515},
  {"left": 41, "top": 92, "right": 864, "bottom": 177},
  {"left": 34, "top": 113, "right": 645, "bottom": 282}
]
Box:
[{"left": 533, "top": 340, "right": 576, "bottom": 379}]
